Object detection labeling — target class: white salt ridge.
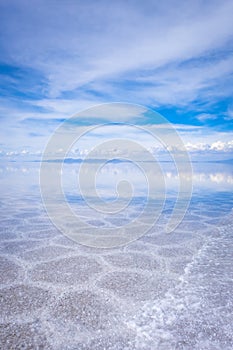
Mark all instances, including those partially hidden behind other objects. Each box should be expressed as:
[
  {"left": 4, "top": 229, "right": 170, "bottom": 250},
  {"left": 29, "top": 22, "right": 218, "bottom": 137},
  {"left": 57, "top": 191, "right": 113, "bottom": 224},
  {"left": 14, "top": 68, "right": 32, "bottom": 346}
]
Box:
[{"left": 129, "top": 211, "right": 233, "bottom": 350}]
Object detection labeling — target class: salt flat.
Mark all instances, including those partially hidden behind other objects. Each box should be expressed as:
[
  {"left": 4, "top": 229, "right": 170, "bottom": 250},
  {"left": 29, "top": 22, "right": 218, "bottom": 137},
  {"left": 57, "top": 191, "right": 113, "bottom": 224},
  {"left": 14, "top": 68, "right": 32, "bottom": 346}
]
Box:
[{"left": 0, "top": 163, "right": 233, "bottom": 349}]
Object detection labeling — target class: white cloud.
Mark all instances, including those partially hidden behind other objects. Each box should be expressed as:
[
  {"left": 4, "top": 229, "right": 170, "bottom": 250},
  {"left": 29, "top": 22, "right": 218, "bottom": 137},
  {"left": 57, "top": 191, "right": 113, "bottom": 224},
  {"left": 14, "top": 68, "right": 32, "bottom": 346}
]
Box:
[
  {"left": 21, "top": 149, "right": 29, "bottom": 155},
  {"left": 184, "top": 140, "right": 233, "bottom": 152},
  {"left": 195, "top": 113, "right": 218, "bottom": 122},
  {"left": 210, "top": 140, "right": 233, "bottom": 151},
  {"left": 74, "top": 103, "right": 147, "bottom": 122},
  {"left": 224, "top": 109, "right": 233, "bottom": 121},
  {"left": 185, "top": 142, "right": 210, "bottom": 152},
  {"left": 1, "top": 0, "right": 233, "bottom": 102},
  {"left": 1, "top": 1, "right": 233, "bottom": 153}
]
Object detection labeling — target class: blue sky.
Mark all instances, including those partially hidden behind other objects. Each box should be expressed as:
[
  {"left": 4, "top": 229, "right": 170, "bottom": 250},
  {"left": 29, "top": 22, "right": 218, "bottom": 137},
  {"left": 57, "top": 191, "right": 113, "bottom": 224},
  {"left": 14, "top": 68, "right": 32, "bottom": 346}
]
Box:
[{"left": 0, "top": 0, "right": 233, "bottom": 157}]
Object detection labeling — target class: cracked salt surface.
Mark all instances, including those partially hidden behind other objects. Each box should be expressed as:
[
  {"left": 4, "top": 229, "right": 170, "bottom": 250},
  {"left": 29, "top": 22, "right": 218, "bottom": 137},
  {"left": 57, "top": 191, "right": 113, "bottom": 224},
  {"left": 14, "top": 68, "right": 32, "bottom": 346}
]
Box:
[{"left": 0, "top": 162, "right": 233, "bottom": 349}]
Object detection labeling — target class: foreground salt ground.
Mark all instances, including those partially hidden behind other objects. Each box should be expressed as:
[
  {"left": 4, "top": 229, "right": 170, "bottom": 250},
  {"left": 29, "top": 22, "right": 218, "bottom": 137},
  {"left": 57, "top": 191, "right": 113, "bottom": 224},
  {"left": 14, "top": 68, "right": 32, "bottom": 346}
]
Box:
[{"left": 0, "top": 195, "right": 233, "bottom": 349}]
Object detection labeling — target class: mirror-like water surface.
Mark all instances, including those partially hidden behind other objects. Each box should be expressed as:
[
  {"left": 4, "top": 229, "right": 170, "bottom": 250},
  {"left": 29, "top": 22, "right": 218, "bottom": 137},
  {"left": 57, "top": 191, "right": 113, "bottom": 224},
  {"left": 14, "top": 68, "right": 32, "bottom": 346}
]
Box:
[{"left": 0, "top": 160, "right": 232, "bottom": 349}]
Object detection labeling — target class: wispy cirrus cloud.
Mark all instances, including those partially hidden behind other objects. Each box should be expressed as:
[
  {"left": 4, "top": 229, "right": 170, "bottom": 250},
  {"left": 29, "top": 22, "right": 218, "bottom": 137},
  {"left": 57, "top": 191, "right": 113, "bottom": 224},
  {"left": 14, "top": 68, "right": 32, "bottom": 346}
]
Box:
[
  {"left": 0, "top": 0, "right": 233, "bottom": 152},
  {"left": 195, "top": 114, "right": 218, "bottom": 122},
  {"left": 1, "top": 0, "right": 233, "bottom": 99}
]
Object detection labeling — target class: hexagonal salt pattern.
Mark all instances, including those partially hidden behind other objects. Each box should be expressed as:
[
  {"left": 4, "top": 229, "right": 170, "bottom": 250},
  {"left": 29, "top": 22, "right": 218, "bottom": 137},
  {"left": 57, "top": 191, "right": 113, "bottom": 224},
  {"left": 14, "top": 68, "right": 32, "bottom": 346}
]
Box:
[{"left": 0, "top": 191, "right": 233, "bottom": 349}]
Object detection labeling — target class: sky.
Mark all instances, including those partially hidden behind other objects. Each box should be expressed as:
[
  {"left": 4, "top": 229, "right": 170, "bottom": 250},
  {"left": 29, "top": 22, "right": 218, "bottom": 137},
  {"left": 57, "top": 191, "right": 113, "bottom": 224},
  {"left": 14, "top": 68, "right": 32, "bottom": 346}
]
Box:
[{"left": 0, "top": 0, "right": 233, "bottom": 159}]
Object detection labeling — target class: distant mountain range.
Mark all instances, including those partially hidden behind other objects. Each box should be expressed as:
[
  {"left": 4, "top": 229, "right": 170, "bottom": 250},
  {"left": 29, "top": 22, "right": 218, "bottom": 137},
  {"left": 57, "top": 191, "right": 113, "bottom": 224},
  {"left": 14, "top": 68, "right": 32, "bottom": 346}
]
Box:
[
  {"left": 41, "top": 158, "right": 132, "bottom": 163},
  {"left": 7, "top": 157, "right": 233, "bottom": 164}
]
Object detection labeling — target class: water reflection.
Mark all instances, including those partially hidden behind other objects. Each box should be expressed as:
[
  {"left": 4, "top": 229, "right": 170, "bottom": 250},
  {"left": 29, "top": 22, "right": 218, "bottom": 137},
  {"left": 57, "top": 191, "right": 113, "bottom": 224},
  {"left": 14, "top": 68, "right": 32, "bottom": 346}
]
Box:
[{"left": 1, "top": 161, "right": 233, "bottom": 195}]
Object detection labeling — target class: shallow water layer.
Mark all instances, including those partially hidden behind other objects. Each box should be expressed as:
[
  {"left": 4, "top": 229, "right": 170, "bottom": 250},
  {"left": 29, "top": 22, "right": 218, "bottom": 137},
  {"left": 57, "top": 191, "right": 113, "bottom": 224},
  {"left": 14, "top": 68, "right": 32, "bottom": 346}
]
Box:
[{"left": 0, "top": 161, "right": 233, "bottom": 349}]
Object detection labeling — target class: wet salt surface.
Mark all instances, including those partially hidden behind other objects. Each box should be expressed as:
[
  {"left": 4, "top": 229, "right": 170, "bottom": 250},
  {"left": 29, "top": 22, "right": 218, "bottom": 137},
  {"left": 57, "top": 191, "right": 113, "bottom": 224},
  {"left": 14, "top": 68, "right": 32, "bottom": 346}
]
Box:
[{"left": 0, "top": 162, "right": 233, "bottom": 349}]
